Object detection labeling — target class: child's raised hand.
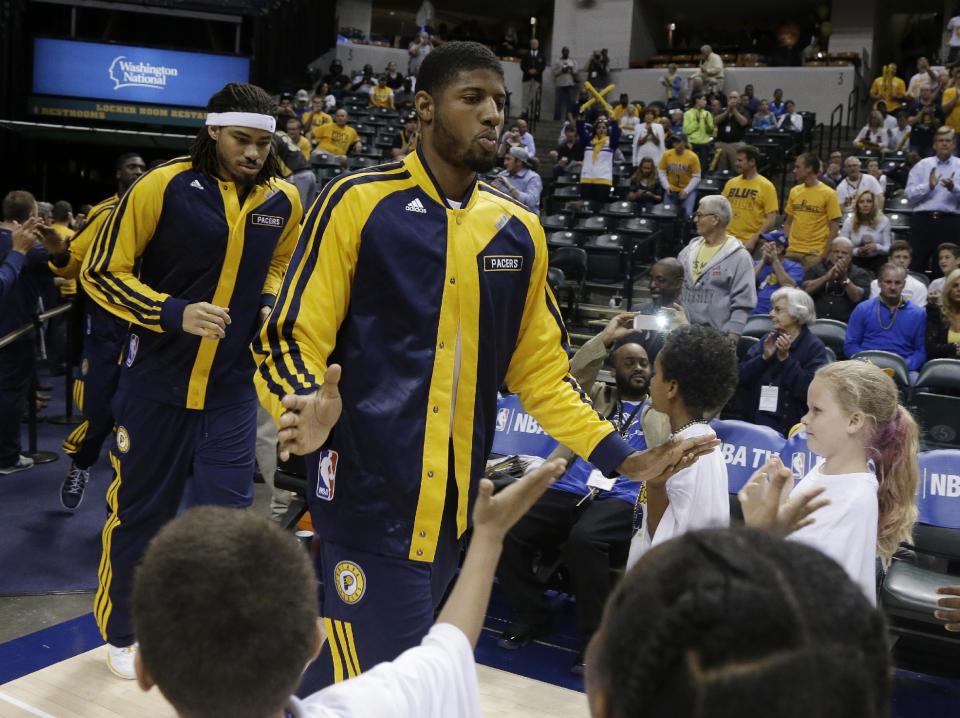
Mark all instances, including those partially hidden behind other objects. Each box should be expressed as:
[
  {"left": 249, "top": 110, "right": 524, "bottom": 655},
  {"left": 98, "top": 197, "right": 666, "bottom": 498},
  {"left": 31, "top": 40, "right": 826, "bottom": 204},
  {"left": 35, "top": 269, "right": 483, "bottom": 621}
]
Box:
[{"left": 739, "top": 456, "right": 830, "bottom": 537}]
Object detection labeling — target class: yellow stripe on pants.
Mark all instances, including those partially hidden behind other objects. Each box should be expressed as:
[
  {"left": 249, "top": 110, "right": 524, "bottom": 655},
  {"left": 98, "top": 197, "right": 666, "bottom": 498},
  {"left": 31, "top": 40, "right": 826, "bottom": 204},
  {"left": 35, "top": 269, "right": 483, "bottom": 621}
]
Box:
[
  {"left": 94, "top": 453, "right": 123, "bottom": 639},
  {"left": 324, "top": 618, "right": 345, "bottom": 683}
]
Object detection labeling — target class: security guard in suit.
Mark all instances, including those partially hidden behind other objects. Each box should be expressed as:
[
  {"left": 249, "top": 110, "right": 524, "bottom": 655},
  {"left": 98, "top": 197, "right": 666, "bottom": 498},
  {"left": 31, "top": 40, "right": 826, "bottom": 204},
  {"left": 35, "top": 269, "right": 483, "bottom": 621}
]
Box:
[
  {"left": 80, "top": 84, "right": 302, "bottom": 679},
  {"left": 254, "top": 44, "right": 715, "bottom": 687},
  {"left": 49, "top": 153, "right": 146, "bottom": 509}
]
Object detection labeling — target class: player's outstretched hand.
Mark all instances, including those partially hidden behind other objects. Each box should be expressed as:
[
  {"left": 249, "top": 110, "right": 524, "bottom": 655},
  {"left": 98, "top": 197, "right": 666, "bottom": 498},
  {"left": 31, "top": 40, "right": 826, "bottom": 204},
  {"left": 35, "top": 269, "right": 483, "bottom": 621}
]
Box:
[
  {"left": 472, "top": 459, "right": 566, "bottom": 541},
  {"left": 935, "top": 586, "right": 960, "bottom": 632},
  {"left": 618, "top": 433, "right": 720, "bottom": 487},
  {"left": 277, "top": 364, "right": 342, "bottom": 461},
  {"left": 739, "top": 456, "right": 829, "bottom": 537},
  {"left": 182, "top": 302, "right": 231, "bottom": 339}
]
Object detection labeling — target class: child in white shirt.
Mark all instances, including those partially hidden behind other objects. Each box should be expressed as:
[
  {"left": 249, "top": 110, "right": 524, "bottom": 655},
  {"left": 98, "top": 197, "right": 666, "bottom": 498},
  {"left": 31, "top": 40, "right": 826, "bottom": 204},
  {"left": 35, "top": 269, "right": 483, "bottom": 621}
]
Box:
[
  {"left": 745, "top": 360, "right": 919, "bottom": 605},
  {"left": 627, "top": 325, "right": 736, "bottom": 568}
]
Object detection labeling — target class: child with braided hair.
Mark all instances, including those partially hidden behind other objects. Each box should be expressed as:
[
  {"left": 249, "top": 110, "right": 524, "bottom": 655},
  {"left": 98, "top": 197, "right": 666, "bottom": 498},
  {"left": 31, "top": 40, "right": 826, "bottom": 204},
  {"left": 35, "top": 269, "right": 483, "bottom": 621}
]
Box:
[{"left": 585, "top": 527, "right": 891, "bottom": 718}]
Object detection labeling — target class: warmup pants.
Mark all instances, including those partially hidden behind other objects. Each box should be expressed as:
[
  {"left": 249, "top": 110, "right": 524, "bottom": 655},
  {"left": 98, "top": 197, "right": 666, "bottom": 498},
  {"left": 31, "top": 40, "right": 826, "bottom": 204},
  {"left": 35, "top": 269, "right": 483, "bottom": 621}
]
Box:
[
  {"left": 94, "top": 388, "right": 257, "bottom": 646},
  {"left": 0, "top": 340, "right": 33, "bottom": 467},
  {"left": 497, "top": 489, "right": 633, "bottom": 643},
  {"left": 62, "top": 340, "right": 121, "bottom": 470},
  {"left": 308, "top": 454, "right": 463, "bottom": 687}
]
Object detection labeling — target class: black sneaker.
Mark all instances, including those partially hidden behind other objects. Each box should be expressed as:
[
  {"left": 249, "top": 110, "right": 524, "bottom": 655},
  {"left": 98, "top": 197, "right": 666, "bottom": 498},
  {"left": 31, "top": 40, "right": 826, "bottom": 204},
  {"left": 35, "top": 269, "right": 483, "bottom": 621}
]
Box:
[
  {"left": 497, "top": 621, "right": 550, "bottom": 650},
  {"left": 60, "top": 464, "right": 90, "bottom": 509},
  {"left": 0, "top": 455, "right": 34, "bottom": 475}
]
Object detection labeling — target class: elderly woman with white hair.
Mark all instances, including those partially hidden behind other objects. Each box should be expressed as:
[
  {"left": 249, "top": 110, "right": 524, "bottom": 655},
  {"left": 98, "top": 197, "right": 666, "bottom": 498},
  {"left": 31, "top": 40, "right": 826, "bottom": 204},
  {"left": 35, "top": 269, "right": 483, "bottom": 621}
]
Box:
[{"left": 736, "top": 286, "right": 829, "bottom": 435}]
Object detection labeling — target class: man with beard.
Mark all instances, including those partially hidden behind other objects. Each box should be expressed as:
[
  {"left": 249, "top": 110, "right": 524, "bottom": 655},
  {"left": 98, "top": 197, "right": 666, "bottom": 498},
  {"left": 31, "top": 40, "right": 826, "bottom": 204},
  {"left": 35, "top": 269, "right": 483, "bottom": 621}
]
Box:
[
  {"left": 80, "top": 83, "right": 302, "bottom": 680},
  {"left": 496, "top": 316, "right": 657, "bottom": 674},
  {"left": 253, "top": 41, "right": 717, "bottom": 686},
  {"left": 44, "top": 151, "right": 146, "bottom": 510}
]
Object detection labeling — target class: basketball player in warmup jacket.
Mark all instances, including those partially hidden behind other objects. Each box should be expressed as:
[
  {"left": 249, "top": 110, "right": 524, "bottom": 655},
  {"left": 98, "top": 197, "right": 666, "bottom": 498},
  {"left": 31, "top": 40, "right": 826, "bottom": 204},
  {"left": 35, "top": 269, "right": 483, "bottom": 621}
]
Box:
[
  {"left": 46, "top": 152, "right": 146, "bottom": 510},
  {"left": 81, "top": 83, "right": 302, "bottom": 680},
  {"left": 254, "top": 41, "right": 717, "bottom": 687}
]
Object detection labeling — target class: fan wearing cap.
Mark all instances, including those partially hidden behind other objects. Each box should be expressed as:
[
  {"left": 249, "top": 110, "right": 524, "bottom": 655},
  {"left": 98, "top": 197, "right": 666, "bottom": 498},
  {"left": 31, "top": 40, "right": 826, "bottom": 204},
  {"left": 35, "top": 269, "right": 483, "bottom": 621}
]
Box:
[
  {"left": 80, "top": 82, "right": 303, "bottom": 681},
  {"left": 753, "top": 230, "right": 804, "bottom": 315},
  {"left": 493, "top": 146, "right": 542, "bottom": 212},
  {"left": 293, "top": 88, "right": 311, "bottom": 122}
]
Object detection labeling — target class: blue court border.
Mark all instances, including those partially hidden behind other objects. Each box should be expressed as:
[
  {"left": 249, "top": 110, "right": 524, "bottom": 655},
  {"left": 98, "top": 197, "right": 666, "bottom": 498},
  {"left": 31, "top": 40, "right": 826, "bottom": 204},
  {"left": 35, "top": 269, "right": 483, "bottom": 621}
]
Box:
[{"left": 0, "top": 613, "right": 103, "bottom": 685}]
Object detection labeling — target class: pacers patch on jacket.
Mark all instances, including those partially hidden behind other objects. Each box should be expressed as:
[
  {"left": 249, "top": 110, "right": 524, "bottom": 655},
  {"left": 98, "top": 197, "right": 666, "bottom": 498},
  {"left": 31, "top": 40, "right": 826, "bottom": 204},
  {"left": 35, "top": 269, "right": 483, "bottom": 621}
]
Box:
[
  {"left": 316, "top": 449, "right": 338, "bottom": 501},
  {"left": 484, "top": 255, "right": 523, "bottom": 272},
  {"left": 250, "top": 213, "right": 285, "bottom": 228},
  {"left": 334, "top": 561, "right": 366, "bottom": 604}
]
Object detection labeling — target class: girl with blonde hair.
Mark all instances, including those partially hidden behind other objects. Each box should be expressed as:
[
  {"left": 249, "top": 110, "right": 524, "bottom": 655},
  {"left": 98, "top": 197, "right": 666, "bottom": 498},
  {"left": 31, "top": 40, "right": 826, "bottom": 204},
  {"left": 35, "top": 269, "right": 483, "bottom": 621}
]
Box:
[{"left": 787, "top": 360, "right": 919, "bottom": 604}]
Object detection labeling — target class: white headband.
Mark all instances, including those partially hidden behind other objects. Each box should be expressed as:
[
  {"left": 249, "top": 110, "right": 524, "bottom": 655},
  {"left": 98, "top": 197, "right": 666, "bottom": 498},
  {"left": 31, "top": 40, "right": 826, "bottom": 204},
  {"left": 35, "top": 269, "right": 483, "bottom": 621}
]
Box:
[{"left": 205, "top": 112, "right": 276, "bottom": 133}]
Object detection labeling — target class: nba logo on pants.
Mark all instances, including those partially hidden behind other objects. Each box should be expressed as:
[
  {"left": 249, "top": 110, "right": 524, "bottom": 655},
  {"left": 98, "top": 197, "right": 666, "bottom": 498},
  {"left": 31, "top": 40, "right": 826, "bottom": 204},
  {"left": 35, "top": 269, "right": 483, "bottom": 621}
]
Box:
[{"left": 317, "top": 449, "right": 338, "bottom": 501}]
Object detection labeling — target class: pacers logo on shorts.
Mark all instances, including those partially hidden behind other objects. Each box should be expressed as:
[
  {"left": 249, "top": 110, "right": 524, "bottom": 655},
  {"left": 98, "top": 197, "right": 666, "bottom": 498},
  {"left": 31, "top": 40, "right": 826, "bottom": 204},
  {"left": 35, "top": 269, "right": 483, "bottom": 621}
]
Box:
[
  {"left": 334, "top": 561, "right": 366, "bottom": 604},
  {"left": 116, "top": 426, "right": 131, "bottom": 454}
]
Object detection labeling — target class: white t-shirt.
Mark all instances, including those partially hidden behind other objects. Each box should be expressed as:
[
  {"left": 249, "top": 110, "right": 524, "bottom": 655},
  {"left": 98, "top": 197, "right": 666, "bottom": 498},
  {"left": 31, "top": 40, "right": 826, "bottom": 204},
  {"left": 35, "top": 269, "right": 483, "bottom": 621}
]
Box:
[
  {"left": 869, "top": 274, "right": 927, "bottom": 307},
  {"left": 632, "top": 122, "right": 666, "bottom": 167},
  {"left": 288, "top": 624, "right": 480, "bottom": 718},
  {"left": 836, "top": 174, "right": 883, "bottom": 213},
  {"left": 789, "top": 461, "right": 879, "bottom": 605},
  {"left": 949, "top": 17, "right": 960, "bottom": 47},
  {"left": 929, "top": 276, "right": 945, "bottom": 296},
  {"left": 626, "top": 423, "right": 729, "bottom": 569},
  {"left": 908, "top": 69, "right": 946, "bottom": 97}
]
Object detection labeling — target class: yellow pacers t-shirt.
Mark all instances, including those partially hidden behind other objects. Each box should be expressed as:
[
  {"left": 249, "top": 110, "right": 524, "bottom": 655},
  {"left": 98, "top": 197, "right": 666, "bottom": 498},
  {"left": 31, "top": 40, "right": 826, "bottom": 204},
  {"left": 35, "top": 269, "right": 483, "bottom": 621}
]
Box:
[
  {"left": 314, "top": 123, "right": 361, "bottom": 156},
  {"left": 369, "top": 86, "right": 394, "bottom": 108},
  {"left": 723, "top": 174, "right": 779, "bottom": 243},
  {"left": 785, "top": 182, "right": 843, "bottom": 256},
  {"left": 943, "top": 87, "right": 960, "bottom": 132},
  {"left": 659, "top": 149, "right": 701, "bottom": 193},
  {"left": 692, "top": 241, "right": 723, "bottom": 281}
]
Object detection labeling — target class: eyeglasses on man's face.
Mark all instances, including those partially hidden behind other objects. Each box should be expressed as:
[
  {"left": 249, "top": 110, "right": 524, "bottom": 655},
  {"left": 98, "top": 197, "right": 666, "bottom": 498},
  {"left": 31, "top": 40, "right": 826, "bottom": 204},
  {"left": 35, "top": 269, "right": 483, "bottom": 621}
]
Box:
[{"left": 693, "top": 211, "right": 717, "bottom": 220}]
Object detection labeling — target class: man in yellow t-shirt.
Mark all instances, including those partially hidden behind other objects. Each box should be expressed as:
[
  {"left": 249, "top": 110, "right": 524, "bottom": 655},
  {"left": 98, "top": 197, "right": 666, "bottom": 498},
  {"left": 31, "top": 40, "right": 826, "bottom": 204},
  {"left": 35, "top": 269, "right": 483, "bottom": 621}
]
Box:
[
  {"left": 313, "top": 109, "right": 363, "bottom": 158},
  {"left": 783, "top": 153, "right": 842, "bottom": 270},
  {"left": 869, "top": 63, "right": 907, "bottom": 110},
  {"left": 941, "top": 67, "right": 960, "bottom": 132},
  {"left": 657, "top": 135, "right": 701, "bottom": 218},
  {"left": 369, "top": 77, "right": 395, "bottom": 110},
  {"left": 722, "top": 145, "right": 779, "bottom": 252}
]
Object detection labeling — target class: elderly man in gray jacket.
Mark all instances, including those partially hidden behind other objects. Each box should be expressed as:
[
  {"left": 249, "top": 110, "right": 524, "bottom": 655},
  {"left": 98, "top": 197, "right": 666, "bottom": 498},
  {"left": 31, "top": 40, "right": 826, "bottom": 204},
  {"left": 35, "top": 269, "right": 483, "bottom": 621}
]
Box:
[{"left": 678, "top": 195, "right": 758, "bottom": 338}]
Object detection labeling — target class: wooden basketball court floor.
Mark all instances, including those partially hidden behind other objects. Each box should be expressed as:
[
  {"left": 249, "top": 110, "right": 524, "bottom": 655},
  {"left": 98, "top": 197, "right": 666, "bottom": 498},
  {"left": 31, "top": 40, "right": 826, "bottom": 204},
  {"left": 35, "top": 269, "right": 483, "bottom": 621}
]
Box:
[{"left": 0, "top": 643, "right": 589, "bottom": 718}]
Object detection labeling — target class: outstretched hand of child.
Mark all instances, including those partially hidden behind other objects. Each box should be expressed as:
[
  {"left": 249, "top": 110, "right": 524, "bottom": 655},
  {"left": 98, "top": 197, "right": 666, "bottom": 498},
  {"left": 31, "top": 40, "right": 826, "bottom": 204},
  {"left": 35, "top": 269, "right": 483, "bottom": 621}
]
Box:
[
  {"left": 472, "top": 459, "right": 567, "bottom": 541},
  {"left": 739, "top": 456, "right": 830, "bottom": 537}
]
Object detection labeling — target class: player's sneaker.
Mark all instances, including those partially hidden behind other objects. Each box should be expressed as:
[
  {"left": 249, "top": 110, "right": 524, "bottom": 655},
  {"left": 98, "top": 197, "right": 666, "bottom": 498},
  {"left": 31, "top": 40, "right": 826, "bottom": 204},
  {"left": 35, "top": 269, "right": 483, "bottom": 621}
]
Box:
[
  {"left": 107, "top": 643, "right": 138, "bottom": 680},
  {"left": 0, "top": 455, "right": 34, "bottom": 475},
  {"left": 60, "top": 464, "right": 90, "bottom": 510}
]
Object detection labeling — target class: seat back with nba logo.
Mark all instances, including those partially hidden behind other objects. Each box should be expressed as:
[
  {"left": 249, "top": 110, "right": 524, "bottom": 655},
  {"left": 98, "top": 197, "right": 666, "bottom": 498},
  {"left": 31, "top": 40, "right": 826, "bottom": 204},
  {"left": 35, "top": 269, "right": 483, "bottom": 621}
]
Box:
[
  {"left": 880, "top": 450, "right": 960, "bottom": 642},
  {"left": 490, "top": 394, "right": 559, "bottom": 459},
  {"left": 710, "top": 419, "right": 786, "bottom": 521},
  {"left": 780, "top": 429, "right": 820, "bottom": 482}
]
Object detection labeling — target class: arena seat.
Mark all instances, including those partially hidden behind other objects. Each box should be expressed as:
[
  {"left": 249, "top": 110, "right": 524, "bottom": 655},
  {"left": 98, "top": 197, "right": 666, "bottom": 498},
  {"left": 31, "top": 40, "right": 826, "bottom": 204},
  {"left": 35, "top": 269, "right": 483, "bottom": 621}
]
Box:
[
  {"left": 601, "top": 200, "right": 638, "bottom": 218},
  {"left": 851, "top": 350, "right": 910, "bottom": 392},
  {"left": 574, "top": 215, "right": 612, "bottom": 235},
  {"left": 810, "top": 318, "right": 848, "bottom": 360},
  {"left": 913, "top": 359, "right": 960, "bottom": 448},
  {"left": 490, "top": 394, "right": 559, "bottom": 458},
  {"left": 541, "top": 212, "right": 575, "bottom": 232},
  {"left": 743, "top": 314, "right": 773, "bottom": 339},
  {"left": 548, "top": 230, "right": 583, "bottom": 249},
  {"left": 880, "top": 450, "right": 960, "bottom": 647},
  {"left": 549, "top": 247, "right": 587, "bottom": 318},
  {"left": 710, "top": 419, "right": 786, "bottom": 494},
  {"left": 736, "top": 334, "right": 760, "bottom": 360}
]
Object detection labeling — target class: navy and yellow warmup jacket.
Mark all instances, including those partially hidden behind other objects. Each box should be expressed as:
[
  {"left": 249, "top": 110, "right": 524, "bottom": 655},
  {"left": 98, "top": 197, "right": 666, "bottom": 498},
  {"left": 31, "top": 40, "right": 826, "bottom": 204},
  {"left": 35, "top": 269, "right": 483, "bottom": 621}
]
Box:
[
  {"left": 254, "top": 147, "right": 633, "bottom": 562},
  {"left": 81, "top": 159, "right": 303, "bottom": 410},
  {"left": 49, "top": 194, "right": 128, "bottom": 349}
]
